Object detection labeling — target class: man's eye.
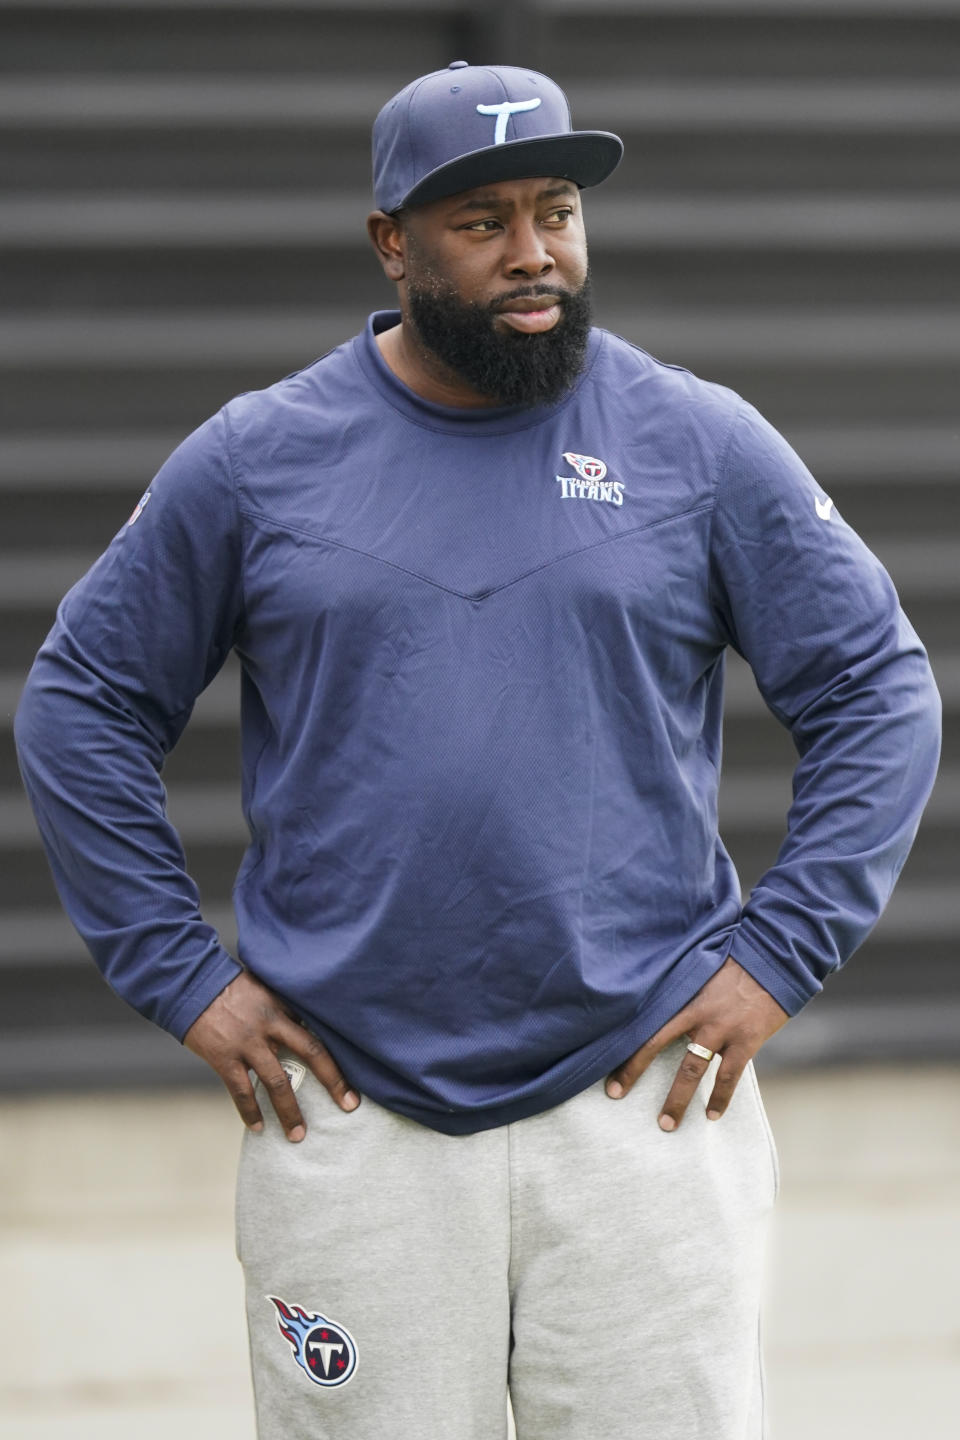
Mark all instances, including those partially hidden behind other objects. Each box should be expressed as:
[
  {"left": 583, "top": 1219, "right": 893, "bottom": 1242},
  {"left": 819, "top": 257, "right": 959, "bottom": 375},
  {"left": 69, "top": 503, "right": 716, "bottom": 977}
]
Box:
[
  {"left": 546, "top": 208, "right": 575, "bottom": 223},
  {"left": 464, "top": 219, "right": 502, "bottom": 232}
]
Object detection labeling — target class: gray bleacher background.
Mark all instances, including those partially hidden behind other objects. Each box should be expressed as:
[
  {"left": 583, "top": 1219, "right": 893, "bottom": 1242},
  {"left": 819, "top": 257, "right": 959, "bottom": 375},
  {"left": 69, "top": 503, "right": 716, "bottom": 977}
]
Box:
[{"left": 1, "top": 0, "right": 957, "bottom": 1090}]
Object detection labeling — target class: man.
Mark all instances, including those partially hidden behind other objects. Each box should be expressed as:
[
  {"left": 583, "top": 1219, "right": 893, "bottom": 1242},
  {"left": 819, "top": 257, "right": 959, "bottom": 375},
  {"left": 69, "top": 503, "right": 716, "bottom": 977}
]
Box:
[{"left": 15, "top": 62, "right": 940, "bottom": 1439}]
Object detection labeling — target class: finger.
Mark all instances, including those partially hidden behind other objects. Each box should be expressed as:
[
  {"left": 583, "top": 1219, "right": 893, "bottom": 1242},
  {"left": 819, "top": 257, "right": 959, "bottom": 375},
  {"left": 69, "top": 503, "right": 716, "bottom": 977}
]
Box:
[
  {"left": 293, "top": 1031, "right": 360, "bottom": 1113},
  {"left": 255, "top": 1054, "right": 309, "bottom": 1142},
  {"left": 704, "top": 1047, "right": 749, "bottom": 1121},
  {"left": 657, "top": 1038, "right": 721, "bottom": 1131},
  {"left": 263, "top": 1011, "right": 360, "bottom": 1113},
  {"left": 221, "top": 1060, "right": 265, "bottom": 1133},
  {"left": 605, "top": 1010, "right": 696, "bottom": 1098}
]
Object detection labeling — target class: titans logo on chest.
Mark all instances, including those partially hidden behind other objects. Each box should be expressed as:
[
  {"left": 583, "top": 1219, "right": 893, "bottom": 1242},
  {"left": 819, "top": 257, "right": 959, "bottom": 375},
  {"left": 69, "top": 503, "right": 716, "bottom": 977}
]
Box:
[{"left": 556, "top": 451, "right": 625, "bottom": 506}]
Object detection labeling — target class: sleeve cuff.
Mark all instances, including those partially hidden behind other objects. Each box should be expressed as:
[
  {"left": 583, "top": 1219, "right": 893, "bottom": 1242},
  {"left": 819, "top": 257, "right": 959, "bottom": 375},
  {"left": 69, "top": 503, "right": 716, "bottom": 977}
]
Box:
[
  {"left": 164, "top": 951, "right": 245, "bottom": 1042},
  {"left": 725, "top": 930, "right": 821, "bottom": 1018}
]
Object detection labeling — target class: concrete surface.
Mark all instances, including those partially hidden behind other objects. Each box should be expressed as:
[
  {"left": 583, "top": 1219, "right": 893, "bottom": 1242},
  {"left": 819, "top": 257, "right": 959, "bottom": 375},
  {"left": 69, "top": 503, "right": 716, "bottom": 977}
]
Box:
[{"left": 0, "top": 1066, "right": 958, "bottom": 1438}]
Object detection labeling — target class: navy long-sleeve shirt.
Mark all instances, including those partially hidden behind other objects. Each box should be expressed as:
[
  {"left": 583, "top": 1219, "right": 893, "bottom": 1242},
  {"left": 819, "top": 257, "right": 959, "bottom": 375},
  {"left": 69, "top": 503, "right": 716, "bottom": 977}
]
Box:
[{"left": 15, "top": 313, "right": 941, "bottom": 1132}]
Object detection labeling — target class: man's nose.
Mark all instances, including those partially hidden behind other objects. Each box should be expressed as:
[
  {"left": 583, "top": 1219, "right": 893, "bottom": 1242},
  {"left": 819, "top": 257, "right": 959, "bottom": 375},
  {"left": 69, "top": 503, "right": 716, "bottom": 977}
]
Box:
[{"left": 503, "top": 221, "right": 555, "bottom": 277}]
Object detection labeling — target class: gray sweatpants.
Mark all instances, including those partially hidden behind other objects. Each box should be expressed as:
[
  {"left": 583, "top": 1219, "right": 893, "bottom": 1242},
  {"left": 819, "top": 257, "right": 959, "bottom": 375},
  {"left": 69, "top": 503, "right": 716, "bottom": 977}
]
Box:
[{"left": 236, "top": 1040, "right": 778, "bottom": 1439}]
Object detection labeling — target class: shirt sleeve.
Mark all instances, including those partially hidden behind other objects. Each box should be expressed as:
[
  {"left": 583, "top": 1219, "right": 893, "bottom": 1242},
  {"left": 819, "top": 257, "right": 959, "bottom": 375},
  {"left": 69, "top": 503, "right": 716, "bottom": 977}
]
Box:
[
  {"left": 14, "top": 409, "right": 245, "bottom": 1039},
  {"left": 709, "top": 400, "right": 941, "bottom": 1015}
]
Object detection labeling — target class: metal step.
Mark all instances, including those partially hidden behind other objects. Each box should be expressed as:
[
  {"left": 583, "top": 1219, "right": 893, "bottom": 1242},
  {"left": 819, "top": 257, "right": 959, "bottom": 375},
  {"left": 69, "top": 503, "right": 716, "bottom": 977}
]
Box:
[
  {"left": 0, "top": 783, "right": 244, "bottom": 846},
  {"left": 0, "top": 2, "right": 469, "bottom": 78},
  {"left": 547, "top": 0, "right": 960, "bottom": 11},
  {"left": 3, "top": 191, "right": 960, "bottom": 250},
  {"left": 0, "top": 875, "right": 953, "bottom": 971},
  {"left": 0, "top": 0, "right": 460, "bottom": 6},
  {"left": 1, "top": 561, "right": 954, "bottom": 676},
  {"left": 2, "top": 423, "right": 957, "bottom": 563},
  {"left": 3, "top": 304, "right": 960, "bottom": 365},
  {"left": 2, "top": 0, "right": 954, "bottom": 89},
  {"left": 5, "top": 0, "right": 956, "bottom": 13},
  {"left": 781, "top": 424, "right": 960, "bottom": 483},
  {"left": 1, "top": 531, "right": 956, "bottom": 610},
  {"left": 2, "top": 423, "right": 955, "bottom": 492},
  {"left": 1, "top": 983, "right": 957, "bottom": 1095},
  {"left": 0, "top": 307, "right": 957, "bottom": 431},
  {"left": 4, "top": 654, "right": 955, "bottom": 793},
  {"left": 723, "top": 650, "right": 960, "bottom": 712},
  {"left": 541, "top": 3, "right": 960, "bottom": 82},
  {"left": 0, "top": 836, "right": 245, "bottom": 911},
  {"left": 5, "top": 131, "right": 956, "bottom": 201},
  {"left": 2, "top": 869, "right": 955, "bottom": 975},
  {"left": 727, "top": 824, "right": 954, "bottom": 895},
  {"left": 2, "top": 986, "right": 958, "bottom": 1095},
  {"left": 0, "top": 1019, "right": 218, "bottom": 1091},
  {"left": 757, "top": 995, "right": 960, "bottom": 1069},
  {"left": 6, "top": 248, "right": 959, "bottom": 312},
  {"left": 2, "top": 826, "right": 951, "bottom": 917},
  {"left": 0, "top": 75, "right": 390, "bottom": 126},
  {"left": 0, "top": 431, "right": 182, "bottom": 488},
  {"left": 719, "top": 767, "right": 959, "bottom": 828},
  {"left": 6, "top": 78, "right": 957, "bottom": 197},
  {"left": 4, "top": 649, "right": 957, "bottom": 736},
  {"left": 0, "top": 664, "right": 239, "bottom": 725},
  {"left": 4, "top": 767, "right": 957, "bottom": 852},
  {"left": 0, "top": 903, "right": 237, "bottom": 969},
  {"left": 4, "top": 75, "right": 959, "bottom": 132},
  {"left": 547, "top": 0, "right": 960, "bottom": 13}
]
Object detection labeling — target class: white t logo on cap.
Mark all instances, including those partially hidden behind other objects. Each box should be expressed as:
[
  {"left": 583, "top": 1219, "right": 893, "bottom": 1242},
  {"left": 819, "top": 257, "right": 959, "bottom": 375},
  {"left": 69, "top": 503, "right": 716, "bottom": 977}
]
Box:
[{"left": 476, "top": 97, "right": 542, "bottom": 144}]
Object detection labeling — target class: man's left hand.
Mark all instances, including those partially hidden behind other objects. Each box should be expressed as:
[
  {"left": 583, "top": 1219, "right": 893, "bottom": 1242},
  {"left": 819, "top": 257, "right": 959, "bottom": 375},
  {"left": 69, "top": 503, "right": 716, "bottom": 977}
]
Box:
[{"left": 605, "top": 957, "right": 789, "bottom": 1130}]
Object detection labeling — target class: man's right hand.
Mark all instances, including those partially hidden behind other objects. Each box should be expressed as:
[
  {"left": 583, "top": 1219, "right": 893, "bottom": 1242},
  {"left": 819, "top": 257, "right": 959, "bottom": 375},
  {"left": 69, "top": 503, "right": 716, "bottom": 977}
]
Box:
[{"left": 184, "top": 971, "right": 359, "bottom": 1142}]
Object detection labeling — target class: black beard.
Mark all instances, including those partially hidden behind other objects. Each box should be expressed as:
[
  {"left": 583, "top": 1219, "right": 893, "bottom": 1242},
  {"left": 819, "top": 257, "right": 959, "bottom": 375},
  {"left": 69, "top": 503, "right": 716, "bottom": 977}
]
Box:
[{"left": 405, "top": 272, "right": 593, "bottom": 408}]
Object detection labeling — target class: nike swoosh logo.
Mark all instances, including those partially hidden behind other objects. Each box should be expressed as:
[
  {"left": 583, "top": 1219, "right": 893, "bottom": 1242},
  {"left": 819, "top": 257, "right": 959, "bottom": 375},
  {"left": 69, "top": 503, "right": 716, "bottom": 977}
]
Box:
[{"left": 815, "top": 496, "right": 834, "bottom": 521}]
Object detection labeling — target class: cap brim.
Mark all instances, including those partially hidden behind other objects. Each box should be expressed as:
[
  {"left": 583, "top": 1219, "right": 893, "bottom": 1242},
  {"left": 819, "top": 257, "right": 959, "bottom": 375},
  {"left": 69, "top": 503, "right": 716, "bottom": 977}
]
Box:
[{"left": 397, "top": 131, "right": 623, "bottom": 210}]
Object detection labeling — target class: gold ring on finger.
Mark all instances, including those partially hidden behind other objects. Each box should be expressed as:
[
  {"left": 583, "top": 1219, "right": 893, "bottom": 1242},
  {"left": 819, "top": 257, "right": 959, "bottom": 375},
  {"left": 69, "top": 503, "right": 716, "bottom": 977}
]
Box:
[{"left": 686, "top": 1041, "right": 715, "bottom": 1062}]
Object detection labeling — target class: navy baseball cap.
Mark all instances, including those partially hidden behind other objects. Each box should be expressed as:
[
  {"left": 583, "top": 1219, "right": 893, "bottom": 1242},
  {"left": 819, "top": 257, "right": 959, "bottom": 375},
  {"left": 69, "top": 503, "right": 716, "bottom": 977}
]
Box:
[{"left": 373, "top": 62, "right": 623, "bottom": 213}]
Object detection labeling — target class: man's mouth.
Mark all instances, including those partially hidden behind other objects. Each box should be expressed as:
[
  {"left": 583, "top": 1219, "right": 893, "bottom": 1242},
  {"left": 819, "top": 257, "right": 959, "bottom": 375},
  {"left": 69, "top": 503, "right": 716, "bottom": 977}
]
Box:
[{"left": 496, "top": 296, "right": 564, "bottom": 334}]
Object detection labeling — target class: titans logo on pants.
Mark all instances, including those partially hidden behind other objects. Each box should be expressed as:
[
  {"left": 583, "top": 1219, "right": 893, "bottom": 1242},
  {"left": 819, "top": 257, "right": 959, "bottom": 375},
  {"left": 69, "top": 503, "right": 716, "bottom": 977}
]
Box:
[{"left": 268, "top": 1296, "right": 358, "bottom": 1387}]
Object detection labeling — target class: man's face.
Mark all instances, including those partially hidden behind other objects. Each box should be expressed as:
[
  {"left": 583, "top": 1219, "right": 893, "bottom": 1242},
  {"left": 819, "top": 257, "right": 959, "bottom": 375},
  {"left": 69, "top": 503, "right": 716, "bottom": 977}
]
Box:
[{"left": 397, "top": 176, "right": 592, "bottom": 407}]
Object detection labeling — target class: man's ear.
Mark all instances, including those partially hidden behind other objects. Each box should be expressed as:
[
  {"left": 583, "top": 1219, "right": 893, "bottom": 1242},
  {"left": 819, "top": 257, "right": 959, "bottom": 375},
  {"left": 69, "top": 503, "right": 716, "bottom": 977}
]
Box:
[{"left": 367, "top": 211, "right": 406, "bottom": 282}]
